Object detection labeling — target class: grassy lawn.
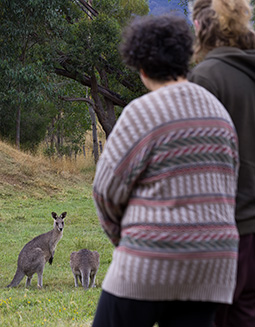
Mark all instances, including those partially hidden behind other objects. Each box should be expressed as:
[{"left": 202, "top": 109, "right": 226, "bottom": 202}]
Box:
[{"left": 0, "top": 142, "right": 113, "bottom": 326}]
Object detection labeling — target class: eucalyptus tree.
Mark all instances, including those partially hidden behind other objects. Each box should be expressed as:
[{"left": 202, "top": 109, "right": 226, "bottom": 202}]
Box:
[
  {"left": 45, "top": 77, "right": 92, "bottom": 159},
  {"left": 0, "top": 0, "right": 71, "bottom": 149},
  {"left": 0, "top": 0, "right": 149, "bottom": 152},
  {"left": 54, "top": 0, "right": 149, "bottom": 138}
]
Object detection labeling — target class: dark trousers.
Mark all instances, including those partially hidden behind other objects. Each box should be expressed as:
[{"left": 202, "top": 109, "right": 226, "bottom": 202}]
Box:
[
  {"left": 92, "top": 290, "right": 218, "bottom": 327},
  {"left": 215, "top": 233, "right": 255, "bottom": 327}
]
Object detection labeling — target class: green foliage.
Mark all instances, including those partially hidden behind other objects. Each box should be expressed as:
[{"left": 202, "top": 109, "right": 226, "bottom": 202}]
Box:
[
  {"left": 0, "top": 60, "right": 53, "bottom": 149},
  {"left": 42, "top": 78, "right": 92, "bottom": 158},
  {"left": 0, "top": 0, "right": 149, "bottom": 150},
  {"left": 21, "top": 104, "right": 53, "bottom": 151},
  {"left": 0, "top": 62, "right": 44, "bottom": 104},
  {"left": 61, "top": 0, "right": 148, "bottom": 95},
  {"left": 0, "top": 0, "right": 68, "bottom": 59},
  {"left": 0, "top": 0, "right": 69, "bottom": 149},
  {"left": 62, "top": 13, "right": 121, "bottom": 74}
]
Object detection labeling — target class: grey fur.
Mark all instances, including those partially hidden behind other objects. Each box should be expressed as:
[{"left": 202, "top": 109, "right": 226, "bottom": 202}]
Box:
[
  {"left": 7, "top": 212, "right": 67, "bottom": 288},
  {"left": 70, "top": 249, "right": 100, "bottom": 290}
]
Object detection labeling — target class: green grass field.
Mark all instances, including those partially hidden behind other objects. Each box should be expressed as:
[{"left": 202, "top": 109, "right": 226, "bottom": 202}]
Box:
[{"left": 0, "top": 142, "right": 113, "bottom": 327}]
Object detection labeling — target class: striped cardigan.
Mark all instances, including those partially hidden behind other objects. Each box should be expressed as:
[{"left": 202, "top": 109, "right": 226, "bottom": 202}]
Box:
[{"left": 93, "top": 81, "right": 239, "bottom": 303}]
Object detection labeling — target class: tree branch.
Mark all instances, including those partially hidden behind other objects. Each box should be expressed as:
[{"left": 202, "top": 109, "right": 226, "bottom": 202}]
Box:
[
  {"left": 98, "top": 56, "right": 139, "bottom": 92},
  {"left": 55, "top": 68, "right": 127, "bottom": 107},
  {"left": 59, "top": 96, "right": 94, "bottom": 106},
  {"left": 75, "top": 0, "right": 94, "bottom": 20},
  {"left": 77, "top": 0, "right": 98, "bottom": 18}
]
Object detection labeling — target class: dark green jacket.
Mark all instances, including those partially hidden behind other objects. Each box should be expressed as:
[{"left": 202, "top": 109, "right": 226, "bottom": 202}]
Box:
[{"left": 189, "top": 46, "right": 255, "bottom": 235}]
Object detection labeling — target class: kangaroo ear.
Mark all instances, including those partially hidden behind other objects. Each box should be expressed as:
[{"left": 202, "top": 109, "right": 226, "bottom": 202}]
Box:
[
  {"left": 51, "top": 212, "right": 58, "bottom": 219},
  {"left": 60, "top": 212, "right": 67, "bottom": 219}
]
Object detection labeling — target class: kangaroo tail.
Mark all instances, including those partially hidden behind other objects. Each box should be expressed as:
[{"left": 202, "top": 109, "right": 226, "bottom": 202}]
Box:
[
  {"left": 7, "top": 268, "right": 25, "bottom": 288},
  {"left": 81, "top": 271, "right": 90, "bottom": 289}
]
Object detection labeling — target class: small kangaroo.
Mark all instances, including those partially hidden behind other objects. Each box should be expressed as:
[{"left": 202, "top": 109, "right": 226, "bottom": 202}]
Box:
[
  {"left": 7, "top": 212, "right": 67, "bottom": 288},
  {"left": 70, "top": 249, "right": 100, "bottom": 290}
]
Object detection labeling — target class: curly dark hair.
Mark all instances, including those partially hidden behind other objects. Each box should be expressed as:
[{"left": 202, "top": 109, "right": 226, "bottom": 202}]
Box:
[{"left": 119, "top": 14, "right": 193, "bottom": 82}]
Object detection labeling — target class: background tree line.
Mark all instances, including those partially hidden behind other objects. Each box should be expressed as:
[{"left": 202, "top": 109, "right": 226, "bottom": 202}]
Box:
[
  {"left": 0, "top": 0, "right": 149, "bottom": 161},
  {"left": 1, "top": 0, "right": 254, "bottom": 161}
]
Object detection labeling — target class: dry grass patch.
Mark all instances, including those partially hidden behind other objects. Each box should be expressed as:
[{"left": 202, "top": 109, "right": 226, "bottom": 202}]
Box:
[{"left": 0, "top": 140, "right": 96, "bottom": 197}]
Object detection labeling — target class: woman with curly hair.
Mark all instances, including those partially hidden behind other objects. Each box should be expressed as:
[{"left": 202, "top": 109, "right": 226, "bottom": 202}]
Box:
[
  {"left": 92, "top": 14, "right": 239, "bottom": 327},
  {"left": 189, "top": 1, "right": 255, "bottom": 326}
]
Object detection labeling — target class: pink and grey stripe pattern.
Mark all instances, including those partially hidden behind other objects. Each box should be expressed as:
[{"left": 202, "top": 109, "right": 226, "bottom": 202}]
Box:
[
  {"left": 93, "top": 82, "right": 239, "bottom": 303},
  {"left": 120, "top": 223, "right": 238, "bottom": 258}
]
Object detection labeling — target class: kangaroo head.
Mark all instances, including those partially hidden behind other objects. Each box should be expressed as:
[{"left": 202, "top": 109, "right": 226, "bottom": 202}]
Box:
[{"left": 51, "top": 212, "right": 67, "bottom": 232}]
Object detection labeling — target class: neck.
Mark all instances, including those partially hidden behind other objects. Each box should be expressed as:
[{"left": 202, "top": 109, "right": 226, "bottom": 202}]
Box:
[
  {"left": 53, "top": 228, "right": 63, "bottom": 235},
  {"left": 151, "top": 77, "right": 188, "bottom": 91},
  {"left": 140, "top": 72, "right": 187, "bottom": 91}
]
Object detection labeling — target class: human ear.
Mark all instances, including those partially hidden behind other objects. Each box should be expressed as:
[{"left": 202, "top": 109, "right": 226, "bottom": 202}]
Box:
[
  {"left": 194, "top": 19, "right": 200, "bottom": 32},
  {"left": 139, "top": 69, "right": 147, "bottom": 78},
  {"left": 139, "top": 69, "right": 149, "bottom": 89}
]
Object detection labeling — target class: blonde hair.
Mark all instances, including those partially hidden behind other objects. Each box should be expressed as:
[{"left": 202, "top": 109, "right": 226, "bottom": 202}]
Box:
[{"left": 192, "top": 0, "right": 255, "bottom": 62}]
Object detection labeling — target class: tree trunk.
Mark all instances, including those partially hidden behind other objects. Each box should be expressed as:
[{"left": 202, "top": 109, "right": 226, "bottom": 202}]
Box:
[
  {"left": 56, "top": 68, "right": 121, "bottom": 139},
  {"left": 98, "top": 67, "right": 116, "bottom": 133},
  {"left": 90, "top": 72, "right": 116, "bottom": 138},
  {"left": 88, "top": 105, "right": 99, "bottom": 163},
  {"left": 16, "top": 106, "right": 21, "bottom": 150},
  {"left": 99, "top": 140, "right": 103, "bottom": 153},
  {"left": 56, "top": 112, "right": 62, "bottom": 157},
  {"left": 50, "top": 118, "right": 55, "bottom": 150},
  {"left": 82, "top": 144, "right": 86, "bottom": 158}
]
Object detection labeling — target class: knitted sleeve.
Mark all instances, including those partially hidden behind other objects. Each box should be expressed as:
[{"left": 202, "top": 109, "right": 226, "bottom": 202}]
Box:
[
  {"left": 93, "top": 157, "right": 133, "bottom": 246},
  {"left": 93, "top": 100, "right": 152, "bottom": 246}
]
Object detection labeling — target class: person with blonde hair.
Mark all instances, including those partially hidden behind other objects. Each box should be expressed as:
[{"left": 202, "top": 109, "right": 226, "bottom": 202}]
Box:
[{"left": 189, "top": 1, "right": 255, "bottom": 326}]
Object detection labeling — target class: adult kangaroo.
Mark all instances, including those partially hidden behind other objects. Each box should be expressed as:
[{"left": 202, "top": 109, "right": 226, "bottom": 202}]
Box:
[{"left": 7, "top": 212, "right": 67, "bottom": 288}]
